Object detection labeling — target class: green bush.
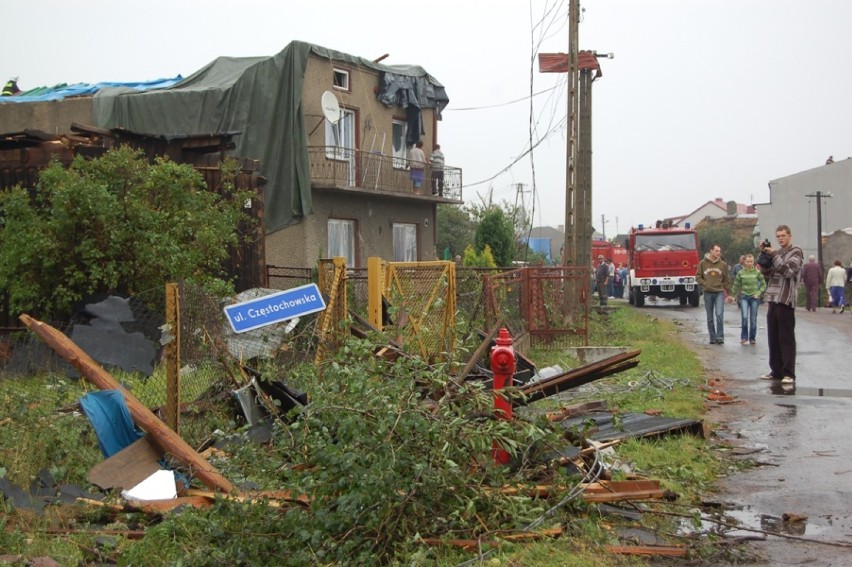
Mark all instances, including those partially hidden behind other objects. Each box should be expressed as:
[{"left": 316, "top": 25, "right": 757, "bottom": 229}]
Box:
[{"left": 0, "top": 147, "right": 252, "bottom": 318}]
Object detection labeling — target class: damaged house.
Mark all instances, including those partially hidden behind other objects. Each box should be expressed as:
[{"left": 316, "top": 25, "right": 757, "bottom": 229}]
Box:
[{"left": 0, "top": 40, "right": 460, "bottom": 272}]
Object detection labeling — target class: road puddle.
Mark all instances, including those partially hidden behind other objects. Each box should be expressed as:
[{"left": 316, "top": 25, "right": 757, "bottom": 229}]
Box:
[{"left": 769, "top": 384, "right": 852, "bottom": 398}]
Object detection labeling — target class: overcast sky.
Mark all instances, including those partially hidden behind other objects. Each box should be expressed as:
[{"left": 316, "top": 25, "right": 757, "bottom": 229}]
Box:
[{"left": 3, "top": 1, "right": 851, "bottom": 236}]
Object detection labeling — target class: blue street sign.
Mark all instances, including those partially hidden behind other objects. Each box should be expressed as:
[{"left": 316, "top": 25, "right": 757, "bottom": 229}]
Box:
[{"left": 224, "top": 284, "right": 326, "bottom": 334}]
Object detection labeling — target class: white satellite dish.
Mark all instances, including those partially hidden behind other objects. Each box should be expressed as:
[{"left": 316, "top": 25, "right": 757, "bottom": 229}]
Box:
[{"left": 321, "top": 90, "right": 341, "bottom": 124}]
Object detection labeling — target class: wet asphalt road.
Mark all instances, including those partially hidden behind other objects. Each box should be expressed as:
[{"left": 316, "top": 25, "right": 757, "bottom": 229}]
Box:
[{"left": 630, "top": 298, "right": 852, "bottom": 565}]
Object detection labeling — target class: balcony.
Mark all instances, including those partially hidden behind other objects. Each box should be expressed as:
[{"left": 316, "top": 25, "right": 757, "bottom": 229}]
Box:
[{"left": 307, "top": 146, "right": 462, "bottom": 202}]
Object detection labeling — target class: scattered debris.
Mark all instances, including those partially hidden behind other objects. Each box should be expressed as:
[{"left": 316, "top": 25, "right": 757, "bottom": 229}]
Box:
[{"left": 20, "top": 314, "right": 234, "bottom": 494}]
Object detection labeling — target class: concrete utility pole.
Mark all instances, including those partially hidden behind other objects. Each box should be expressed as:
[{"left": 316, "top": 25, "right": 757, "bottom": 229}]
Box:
[
  {"left": 805, "top": 190, "right": 832, "bottom": 307},
  {"left": 563, "top": 0, "right": 580, "bottom": 268}
]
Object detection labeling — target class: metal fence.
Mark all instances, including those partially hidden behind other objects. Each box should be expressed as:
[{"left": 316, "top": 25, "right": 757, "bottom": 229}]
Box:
[
  {"left": 484, "top": 266, "right": 590, "bottom": 349},
  {"left": 307, "top": 147, "right": 462, "bottom": 200}
]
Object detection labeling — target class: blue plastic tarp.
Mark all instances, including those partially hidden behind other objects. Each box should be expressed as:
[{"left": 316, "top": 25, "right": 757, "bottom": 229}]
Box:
[
  {"left": 79, "top": 390, "right": 144, "bottom": 458},
  {"left": 0, "top": 77, "right": 183, "bottom": 103}
]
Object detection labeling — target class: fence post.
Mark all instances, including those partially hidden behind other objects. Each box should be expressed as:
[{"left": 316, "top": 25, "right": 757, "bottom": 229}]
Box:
[
  {"left": 165, "top": 282, "right": 180, "bottom": 434},
  {"left": 367, "top": 257, "right": 384, "bottom": 330}
]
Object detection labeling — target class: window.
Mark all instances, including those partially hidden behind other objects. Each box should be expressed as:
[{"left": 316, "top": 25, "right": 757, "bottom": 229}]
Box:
[
  {"left": 392, "top": 120, "right": 407, "bottom": 169},
  {"left": 393, "top": 223, "right": 417, "bottom": 262},
  {"left": 328, "top": 219, "right": 356, "bottom": 267},
  {"left": 325, "top": 109, "right": 356, "bottom": 185},
  {"left": 333, "top": 68, "right": 350, "bottom": 91}
]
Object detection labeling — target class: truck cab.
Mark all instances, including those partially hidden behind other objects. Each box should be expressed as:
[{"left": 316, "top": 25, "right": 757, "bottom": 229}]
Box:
[{"left": 626, "top": 222, "right": 701, "bottom": 307}]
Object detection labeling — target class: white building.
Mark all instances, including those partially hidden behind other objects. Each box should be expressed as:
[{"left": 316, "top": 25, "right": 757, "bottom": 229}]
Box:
[{"left": 755, "top": 158, "right": 852, "bottom": 260}]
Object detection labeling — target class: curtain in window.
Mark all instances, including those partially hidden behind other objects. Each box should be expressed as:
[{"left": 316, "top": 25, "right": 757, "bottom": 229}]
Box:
[
  {"left": 328, "top": 219, "right": 355, "bottom": 266},
  {"left": 393, "top": 224, "right": 417, "bottom": 262}
]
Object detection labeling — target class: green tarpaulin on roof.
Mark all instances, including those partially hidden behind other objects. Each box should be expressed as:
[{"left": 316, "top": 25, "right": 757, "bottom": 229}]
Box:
[{"left": 93, "top": 40, "right": 448, "bottom": 233}]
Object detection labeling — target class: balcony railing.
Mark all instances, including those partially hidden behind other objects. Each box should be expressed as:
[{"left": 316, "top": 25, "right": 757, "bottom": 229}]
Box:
[{"left": 307, "top": 146, "right": 462, "bottom": 201}]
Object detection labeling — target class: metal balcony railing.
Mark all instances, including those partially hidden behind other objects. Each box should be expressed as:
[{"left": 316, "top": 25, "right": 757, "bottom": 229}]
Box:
[{"left": 307, "top": 146, "right": 462, "bottom": 201}]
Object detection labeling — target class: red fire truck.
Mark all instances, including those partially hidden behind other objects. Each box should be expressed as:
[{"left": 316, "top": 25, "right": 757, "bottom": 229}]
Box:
[
  {"left": 591, "top": 240, "right": 628, "bottom": 265},
  {"left": 626, "top": 222, "right": 701, "bottom": 307}
]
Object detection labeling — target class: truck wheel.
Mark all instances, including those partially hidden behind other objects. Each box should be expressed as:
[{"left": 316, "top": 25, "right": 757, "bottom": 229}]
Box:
[
  {"left": 635, "top": 290, "right": 645, "bottom": 307},
  {"left": 628, "top": 288, "right": 635, "bottom": 305},
  {"left": 689, "top": 290, "right": 700, "bottom": 307},
  {"left": 679, "top": 295, "right": 687, "bottom": 306}
]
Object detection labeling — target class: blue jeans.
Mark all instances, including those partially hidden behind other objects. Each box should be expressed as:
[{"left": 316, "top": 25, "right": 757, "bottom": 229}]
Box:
[
  {"left": 829, "top": 286, "right": 845, "bottom": 309},
  {"left": 704, "top": 291, "right": 725, "bottom": 342},
  {"left": 739, "top": 295, "right": 761, "bottom": 341}
]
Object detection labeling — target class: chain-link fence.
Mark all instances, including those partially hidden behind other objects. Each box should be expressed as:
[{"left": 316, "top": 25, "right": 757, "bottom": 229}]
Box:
[{"left": 0, "top": 279, "right": 322, "bottom": 487}]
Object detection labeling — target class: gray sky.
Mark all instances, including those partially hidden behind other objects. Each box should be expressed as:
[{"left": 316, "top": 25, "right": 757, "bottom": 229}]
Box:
[{"left": 3, "top": 1, "right": 851, "bottom": 235}]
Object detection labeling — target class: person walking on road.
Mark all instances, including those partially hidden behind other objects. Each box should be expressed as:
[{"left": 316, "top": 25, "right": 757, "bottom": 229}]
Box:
[
  {"left": 696, "top": 244, "right": 732, "bottom": 344},
  {"left": 759, "top": 225, "right": 804, "bottom": 384},
  {"left": 800, "top": 255, "right": 822, "bottom": 311},
  {"left": 730, "top": 254, "right": 766, "bottom": 345},
  {"left": 826, "top": 259, "right": 847, "bottom": 314}
]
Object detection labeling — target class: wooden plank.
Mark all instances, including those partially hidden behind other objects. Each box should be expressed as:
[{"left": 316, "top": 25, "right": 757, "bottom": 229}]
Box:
[
  {"left": 87, "top": 437, "right": 163, "bottom": 490},
  {"left": 582, "top": 489, "right": 667, "bottom": 503},
  {"left": 604, "top": 545, "right": 687, "bottom": 557},
  {"left": 583, "top": 480, "right": 661, "bottom": 493},
  {"left": 453, "top": 322, "right": 501, "bottom": 386},
  {"left": 20, "top": 314, "right": 234, "bottom": 494}
]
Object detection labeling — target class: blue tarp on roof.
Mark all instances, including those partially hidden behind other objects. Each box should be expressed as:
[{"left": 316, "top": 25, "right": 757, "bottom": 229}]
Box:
[{"left": 0, "top": 77, "right": 184, "bottom": 103}]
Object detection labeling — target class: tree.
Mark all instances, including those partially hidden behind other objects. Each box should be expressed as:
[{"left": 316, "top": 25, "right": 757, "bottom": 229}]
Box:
[
  {"left": 461, "top": 243, "right": 496, "bottom": 268},
  {"left": 474, "top": 207, "right": 515, "bottom": 267},
  {"left": 435, "top": 204, "right": 475, "bottom": 259},
  {"left": 0, "top": 146, "right": 252, "bottom": 318},
  {"left": 697, "top": 222, "right": 755, "bottom": 266}
]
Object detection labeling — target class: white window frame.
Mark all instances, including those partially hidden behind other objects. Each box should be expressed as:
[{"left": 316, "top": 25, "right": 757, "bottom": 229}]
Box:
[
  {"left": 328, "top": 218, "right": 356, "bottom": 267},
  {"left": 392, "top": 120, "right": 407, "bottom": 169},
  {"left": 333, "top": 68, "right": 350, "bottom": 91},
  {"left": 325, "top": 109, "right": 356, "bottom": 186},
  {"left": 392, "top": 223, "right": 418, "bottom": 262}
]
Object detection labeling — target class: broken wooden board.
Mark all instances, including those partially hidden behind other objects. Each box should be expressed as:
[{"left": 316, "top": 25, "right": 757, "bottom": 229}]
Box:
[{"left": 87, "top": 437, "right": 163, "bottom": 490}]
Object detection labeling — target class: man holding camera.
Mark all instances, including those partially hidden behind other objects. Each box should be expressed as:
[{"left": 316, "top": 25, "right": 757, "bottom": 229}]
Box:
[{"left": 759, "top": 225, "right": 804, "bottom": 384}]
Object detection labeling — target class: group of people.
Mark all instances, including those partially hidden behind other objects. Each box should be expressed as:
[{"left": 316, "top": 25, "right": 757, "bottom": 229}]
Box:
[
  {"left": 697, "top": 225, "right": 804, "bottom": 385},
  {"left": 800, "top": 255, "right": 848, "bottom": 313},
  {"left": 406, "top": 141, "right": 445, "bottom": 196},
  {"left": 593, "top": 256, "right": 629, "bottom": 306}
]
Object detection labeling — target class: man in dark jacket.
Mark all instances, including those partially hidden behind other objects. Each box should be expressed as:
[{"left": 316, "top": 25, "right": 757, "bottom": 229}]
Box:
[
  {"left": 800, "top": 255, "right": 822, "bottom": 311},
  {"left": 595, "top": 255, "right": 609, "bottom": 306}
]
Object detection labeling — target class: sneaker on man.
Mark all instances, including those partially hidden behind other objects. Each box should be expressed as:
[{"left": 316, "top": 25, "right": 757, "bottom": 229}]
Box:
[
  {"left": 760, "top": 373, "right": 779, "bottom": 380},
  {"left": 781, "top": 376, "right": 795, "bottom": 384}
]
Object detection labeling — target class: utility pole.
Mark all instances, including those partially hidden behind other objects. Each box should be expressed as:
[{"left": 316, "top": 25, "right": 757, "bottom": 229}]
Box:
[
  {"left": 805, "top": 190, "right": 832, "bottom": 307},
  {"left": 601, "top": 214, "right": 608, "bottom": 240},
  {"left": 563, "top": 0, "right": 580, "bottom": 268},
  {"left": 513, "top": 182, "right": 528, "bottom": 233}
]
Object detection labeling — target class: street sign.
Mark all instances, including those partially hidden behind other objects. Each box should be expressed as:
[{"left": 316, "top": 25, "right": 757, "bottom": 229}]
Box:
[{"left": 223, "top": 284, "right": 326, "bottom": 334}]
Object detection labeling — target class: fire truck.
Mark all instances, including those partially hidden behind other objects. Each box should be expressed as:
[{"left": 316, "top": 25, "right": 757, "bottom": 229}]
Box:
[
  {"left": 591, "top": 240, "right": 628, "bottom": 265},
  {"left": 626, "top": 221, "right": 701, "bottom": 307}
]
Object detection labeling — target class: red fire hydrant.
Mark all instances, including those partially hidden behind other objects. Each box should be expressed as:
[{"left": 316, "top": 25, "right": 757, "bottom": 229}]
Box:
[{"left": 491, "top": 327, "right": 516, "bottom": 465}]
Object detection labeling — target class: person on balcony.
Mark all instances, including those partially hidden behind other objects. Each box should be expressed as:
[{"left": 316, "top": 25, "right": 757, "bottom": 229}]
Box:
[
  {"left": 407, "top": 141, "right": 427, "bottom": 190},
  {"left": 430, "top": 144, "right": 445, "bottom": 196}
]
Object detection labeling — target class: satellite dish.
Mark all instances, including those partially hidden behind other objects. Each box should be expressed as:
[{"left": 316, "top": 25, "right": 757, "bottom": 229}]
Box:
[{"left": 321, "top": 90, "right": 341, "bottom": 124}]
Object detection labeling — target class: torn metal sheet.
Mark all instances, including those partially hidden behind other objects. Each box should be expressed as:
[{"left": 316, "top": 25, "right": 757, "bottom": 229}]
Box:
[{"left": 559, "top": 411, "right": 704, "bottom": 442}]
